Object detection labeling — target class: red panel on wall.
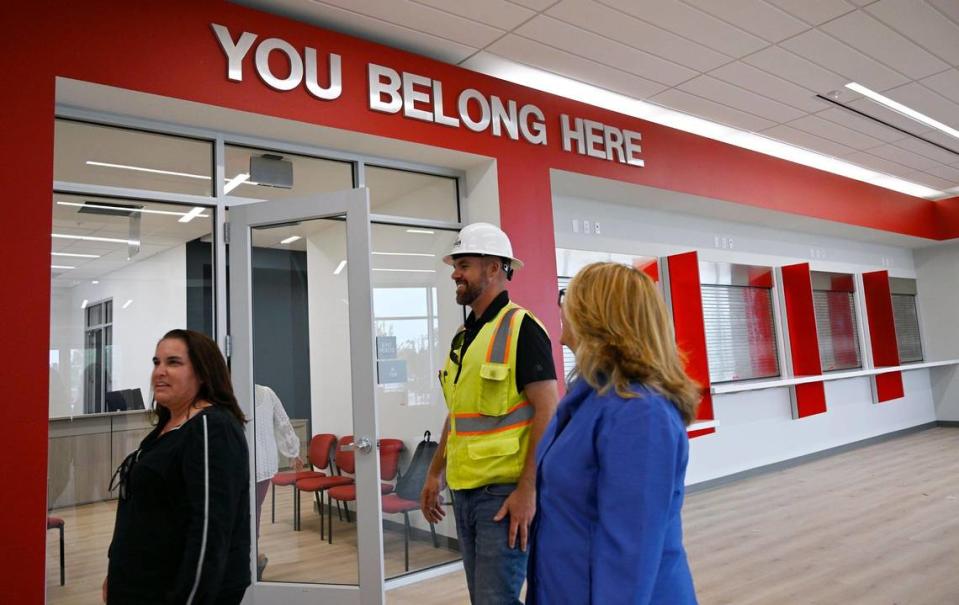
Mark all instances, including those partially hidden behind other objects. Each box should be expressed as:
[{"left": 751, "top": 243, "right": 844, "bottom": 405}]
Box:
[
  {"left": 780, "top": 263, "right": 827, "bottom": 418},
  {"left": 862, "top": 270, "right": 904, "bottom": 403},
  {"left": 635, "top": 258, "right": 660, "bottom": 282},
  {"left": 666, "top": 252, "right": 713, "bottom": 435}
]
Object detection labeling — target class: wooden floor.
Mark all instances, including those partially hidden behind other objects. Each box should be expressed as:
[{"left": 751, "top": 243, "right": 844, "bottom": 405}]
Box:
[{"left": 47, "top": 428, "right": 959, "bottom": 603}]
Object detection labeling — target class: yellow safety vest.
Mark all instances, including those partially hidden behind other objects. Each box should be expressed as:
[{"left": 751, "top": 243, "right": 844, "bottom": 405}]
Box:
[{"left": 440, "top": 302, "right": 537, "bottom": 490}]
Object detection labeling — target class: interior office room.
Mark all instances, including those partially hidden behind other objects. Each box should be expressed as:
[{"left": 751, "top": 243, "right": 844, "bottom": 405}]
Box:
[{"left": 5, "top": 1, "right": 959, "bottom": 603}]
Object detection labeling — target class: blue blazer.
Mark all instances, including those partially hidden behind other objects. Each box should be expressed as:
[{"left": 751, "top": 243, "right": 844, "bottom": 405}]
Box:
[{"left": 527, "top": 378, "right": 697, "bottom": 605}]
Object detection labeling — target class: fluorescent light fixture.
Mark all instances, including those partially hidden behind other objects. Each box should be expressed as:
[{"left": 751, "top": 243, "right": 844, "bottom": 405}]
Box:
[
  {"left": 122, "top": 299, "right": 133, "bottom": 309},
  {"left": 56, "top": 201, "right": 209, "bottom": 219},
  {"left": 406, "top": 229, "right": 435, "bottom": 234},
  {"left": 52, "top": 251, "right": 100, "bottom": 258},
  {"left": 92, "top": 281, "right": 99, "bottom": 285},
  {"left": 51, "top": 264, "right": 75, "bottom": 270},
  {"left": 372, "top": 251, "right": 435, "bottom": 257},
  {"left": 333, "top": 260, "right": 347, "bottom": 275},
  {"left": 280, "top": 235, "right": 302, "bottom": 245},
  {"left": 846, "top": 82, "right": 959, "bottom": 141},
  {"left": 224, "top": 173, "right": 250, "bottom": 194},
  {"left": 86, "top": 160, "right": 209, "bottom": 180},
  {"left": 178, "top": 207, "right": 206, "bottom": 224},
  {"left": 80, "top": 299, "right": 88, "bottom": 309},
  {"left": 372, "top": 268, "right": 437, "bottom": 273},
  {"left": 53, "top": 233, "right": 140, "bottom": 246},
  {"left": 463, "top": 54, "right": 945, "bottom": 199}
]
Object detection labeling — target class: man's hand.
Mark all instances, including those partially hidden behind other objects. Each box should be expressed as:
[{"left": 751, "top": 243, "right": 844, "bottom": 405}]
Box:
[
  {"left": 102, "top": 575, "right": 108, "bottom": 603},
  {"left": 493, "top": 484, "right": 536, "bottom": 551},
  {"left": 420, "top": 474, "right": 446, "bottom": 523},
  {"left": 292, "top": 457, "right": 305, "bottom": 472}
]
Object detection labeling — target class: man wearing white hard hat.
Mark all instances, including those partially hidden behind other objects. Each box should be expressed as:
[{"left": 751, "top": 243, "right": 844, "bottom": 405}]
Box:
[{"left": 420, "top": 222, "right": 558, "bottom": 604}]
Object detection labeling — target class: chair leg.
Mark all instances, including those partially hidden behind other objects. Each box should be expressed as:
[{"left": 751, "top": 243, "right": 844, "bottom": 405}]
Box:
[
  {"left": 58, "top": 525, "right": 65, "bottom": 586},
  {"left": 403, "top": 512, "right": 410, "bottom": 572},
  {"left": 294, "top": 487, "right": 300, "bottom": 532},
  {"left": 429, "top": 521, "right": 438, "bottom": 548},
  {"left": 271, "top": 483, "right": 275, "bottom": 524},
  {"left": 314, "top": 492, "right": 323, "bottom": 540},
  {"left": 344, "top": 502, "right": 352, "bottom": 524},
  {"left": 328, "top": 497, "right": 334, "bottom": 545},
  {"left": 336, "top": 500, "right": 344, "bottom": 521}
]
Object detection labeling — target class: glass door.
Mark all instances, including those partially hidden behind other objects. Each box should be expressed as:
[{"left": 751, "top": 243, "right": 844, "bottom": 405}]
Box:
[{"left": 229, "top": 188, "right": 384, "bottom": 605}]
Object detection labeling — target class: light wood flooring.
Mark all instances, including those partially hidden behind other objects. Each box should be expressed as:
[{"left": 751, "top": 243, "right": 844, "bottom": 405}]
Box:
[{"left": 48, "top": 427, "right": 959, "bottom": 604}]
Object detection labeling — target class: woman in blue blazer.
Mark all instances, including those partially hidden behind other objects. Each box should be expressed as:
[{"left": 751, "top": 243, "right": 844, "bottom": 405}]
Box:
[{"left": 527, "top": 262, "right": 699, "bottom": 604}]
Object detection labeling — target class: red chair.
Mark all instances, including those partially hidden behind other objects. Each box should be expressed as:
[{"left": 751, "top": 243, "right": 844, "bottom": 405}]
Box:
[
  {"left": 382, "top": 494, "right": 441, "bottom": 572},
  {"left": 271, "top": 433, "right": 336, "bottom": 530},
  {"left": 327, "top": 438, "right": 405, "bottom": 544},
  {"left": 296, "top": 435, "right": 356, "bottom": 540},
  {"left": 47, "top": 516, "right": 65, "bottom": 586}
]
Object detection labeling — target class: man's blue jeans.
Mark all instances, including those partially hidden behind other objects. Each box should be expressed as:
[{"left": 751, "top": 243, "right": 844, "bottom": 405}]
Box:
[{"left": 452, "top": 483, "right": 527, "bottom": 605}]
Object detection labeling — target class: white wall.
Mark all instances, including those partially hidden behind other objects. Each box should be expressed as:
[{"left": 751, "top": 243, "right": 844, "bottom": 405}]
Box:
[
  {"left": 48, "top": 245, "right": 188, "bottom": 417},
  {"left": 554, "top": 193, "right": 938, "bottom": 484},
  {"left": 913, "top": 241, "right": 959, "bottom": 421}
]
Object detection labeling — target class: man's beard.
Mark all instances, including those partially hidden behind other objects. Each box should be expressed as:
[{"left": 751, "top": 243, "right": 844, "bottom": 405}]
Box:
[{"left": 456, "top": 275, "right": 488, "bottom": 306}]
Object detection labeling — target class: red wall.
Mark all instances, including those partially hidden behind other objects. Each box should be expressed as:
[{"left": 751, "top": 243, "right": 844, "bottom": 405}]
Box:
[{"left": 4, "top": 1, "right": 958, "bottom": 599}]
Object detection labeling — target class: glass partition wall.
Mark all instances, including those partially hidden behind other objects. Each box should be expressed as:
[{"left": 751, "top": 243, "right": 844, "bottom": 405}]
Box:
[{"left": 47, "top": 115, "right": 464, "bottom": 602}]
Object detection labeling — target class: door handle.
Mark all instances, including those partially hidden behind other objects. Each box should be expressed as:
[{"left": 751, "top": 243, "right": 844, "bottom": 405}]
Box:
[{"left": 344, "top": 437, "right": 373, "bottom": 454}]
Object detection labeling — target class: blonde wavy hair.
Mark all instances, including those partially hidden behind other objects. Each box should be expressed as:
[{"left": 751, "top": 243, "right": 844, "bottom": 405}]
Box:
[{"left": 564, "top": 262, "right": 700, "bottom": 425}]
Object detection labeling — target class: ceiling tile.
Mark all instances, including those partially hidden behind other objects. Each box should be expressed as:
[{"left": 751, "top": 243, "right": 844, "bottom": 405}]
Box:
[
  {"left": 678, "top": 75, "right": 806, "bottom": 123},
  {"left": 880, "top": 82, "right": 959, "bottom": 130},
  {"left": 819, "top": 10, "right": 949, "bottom": 80},
  {"left": 241, "top": 0, "right": 479, "bottom": 63},
  {"left": 413, "top": 0, "right": 535, "bottom": 30},
  {"left": 709, "top": 61, "right": 828, "bottom": 112},
  {"left": 863, "top": 143, "right": 942, "bottom": 170},
  {"left": 866, "top": 0, "right": 959, "bottom": 66},
  {"left": 516, "top": 16, "right": 699, "bottom": 86},
  {"left": 508, "top": 0, "right": 557, "bottom": 10},
  {"left": 846, "top": 96, "right": 936, "bottom": 135},
  {"left": 921, "top": 69, "right": 959, "bottom": 102},
  {"left": 764, "top": 0, "right": 856, "bottom": 26},
  {"left": 921, "top": 130, "right": 959, "bottom": 155},
  {"left": 781, "top": 29, "right": 910, "bottom": 91},
  {"left": 929, "top": 0, "right": 959, "bottom": 26},
  {"left": 901, "top": 169, "right": 955, "bottom": 190},
  {"left": 649, "top": 88, "right": 777, "bottom": 132},
  {"left": 847, "top": 0, "right": 878, "bottom": 5},
  {"left": 743, "top": 46, "right": 849, "bottom": 94},
  {"left": 486, "top": 35, "right": 669, "bottom": 98},
  {"left": 788, "top": 114, "right": 888, "bottom": 149},
  {"left": 681, "top": 0, "right": 810, "bottom": 42},
  {"left": 919, "top": 162, "right": 959, "bottom": 182},
  {"left": 891, "top": 137, "right": 959, "bottom": 166},
  {"left": 597, "top": 0, "right": 767, "bottom": 57},
  {"left": 841, "top": 150, "right": 916, "bottom": 177},
  {"left": 815, "top": 107, "right": 914, "bottom": 144},
  {"left": 761, "top": 124, "right": 859, "bottom": 157},
  {"left": 546, "top": 0, "right": 729, "bottom": 71},
  {"left": 317, "top": 0, "right": 504, "bottom": 47}
]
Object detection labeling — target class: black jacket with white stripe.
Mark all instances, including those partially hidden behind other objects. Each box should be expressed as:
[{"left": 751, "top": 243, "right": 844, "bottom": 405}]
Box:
[{"left": 108, "top": 405, "right": 251, "bottom": 604}]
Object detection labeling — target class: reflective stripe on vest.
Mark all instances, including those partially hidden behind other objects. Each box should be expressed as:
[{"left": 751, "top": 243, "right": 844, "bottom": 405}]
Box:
[
  {"left": 485, "top": 307, "right": 521, "bottom": 363},
  {"left": 454, "top": 400, "right": 533, "bottom": 436}
]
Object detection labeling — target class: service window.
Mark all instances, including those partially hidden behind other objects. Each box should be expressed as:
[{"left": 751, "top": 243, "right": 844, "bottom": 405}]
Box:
[
  {"left": 700, "top": 262, "right": 780, "bottom": 383},
  {"left": 890, "top": 277, "right": 923, "bottom": 363},
  {"left": 811, "top": 271, "right": 862, "bottom": 372}
]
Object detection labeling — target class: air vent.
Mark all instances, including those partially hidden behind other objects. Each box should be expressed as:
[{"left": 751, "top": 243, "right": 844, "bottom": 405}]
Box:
[
  {"left": 77, "top": 201, "right": 142, "bottom": 217},
  {"left": 250, "top": 154, "right": 293, "bottom": 189}
]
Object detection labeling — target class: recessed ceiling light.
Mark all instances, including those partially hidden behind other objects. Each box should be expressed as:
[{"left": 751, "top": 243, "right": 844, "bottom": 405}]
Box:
[
  {"left": 406, "top": 229, "right": 435, "bottom": 234},
  {"left": 51, "top": 264, "right": 75, "bottom": 270},
  {"left": 52, "top": 251, "right": 100, "bottom": 258},
  {"left": 372, "top": 251, "right": 435, "bottom": 257},
  {"left": 52, "top": 233, "right": 140, "bottom": 245},
  {"left": 86, "top": 160, "right": 209, "bottom": 180},
  {"left": 845, "top": 82, "right": 959, "bottom": 142},
  {"left": 463, "top": 54, "right": 944, "bottom": 199},
  {"left": 280, "top": 235, "right": 301, "bottom": 244},
  {"left": 80, "top": 299, "right": 88, "bottom": 309},
  {"left": 333, "top": 260, "right": 347, "bottom": 275},
  {"left": 178, "top": 207, "right": 206, "bottom": 224},
  {"left": 122, "top": 299, "right": 133, "bottom": 309},
  {"left": 92, "top": 280, "right": 99, "bottom": 285},
  {"left": 224, "top": 173, "right": 250, "bottom": 194},
  {"left": 56, "top": 201, "right": 210, "bottom": 219}
]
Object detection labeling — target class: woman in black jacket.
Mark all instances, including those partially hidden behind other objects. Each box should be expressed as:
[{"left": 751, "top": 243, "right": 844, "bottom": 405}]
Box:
[{"left": 105, "top": 329, "right": 251, "bottom": 604}]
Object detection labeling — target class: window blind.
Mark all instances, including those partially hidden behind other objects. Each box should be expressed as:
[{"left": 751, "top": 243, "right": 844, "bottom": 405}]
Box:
[
  {"left": 891, "top": 293, "right": 923, "bottom": 363},
  {"left": 812, "top": 290, "right": 862, "bottom": 371},
  {"left": 701, "top": 284, "right": 780, "bottom": 383}
]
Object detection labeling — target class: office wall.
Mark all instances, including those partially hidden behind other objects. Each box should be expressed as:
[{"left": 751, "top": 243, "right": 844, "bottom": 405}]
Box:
[
  {"left": 553, "top": 191, "right": 937, "bottom": 484},
  {"left": 48, "top": 245, "right": 187, "bottom": 418},
  {"left": 913, "top": 242, "right": 959, "bottom": 421}
]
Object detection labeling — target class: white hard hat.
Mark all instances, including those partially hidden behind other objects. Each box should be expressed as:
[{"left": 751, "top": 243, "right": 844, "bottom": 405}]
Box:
[{"left": 443, "top": 222, "right": 524, "bottom": 270}]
